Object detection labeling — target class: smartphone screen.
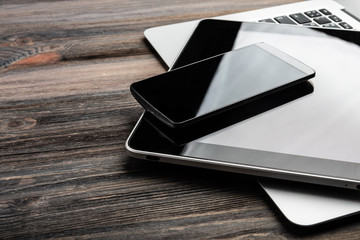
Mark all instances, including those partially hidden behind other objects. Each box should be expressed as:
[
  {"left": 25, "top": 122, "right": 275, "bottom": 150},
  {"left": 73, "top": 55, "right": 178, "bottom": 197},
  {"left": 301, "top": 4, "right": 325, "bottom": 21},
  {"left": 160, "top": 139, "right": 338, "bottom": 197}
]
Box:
[{"left": 131, "top": 42, "right": 315, "bottom": 128}]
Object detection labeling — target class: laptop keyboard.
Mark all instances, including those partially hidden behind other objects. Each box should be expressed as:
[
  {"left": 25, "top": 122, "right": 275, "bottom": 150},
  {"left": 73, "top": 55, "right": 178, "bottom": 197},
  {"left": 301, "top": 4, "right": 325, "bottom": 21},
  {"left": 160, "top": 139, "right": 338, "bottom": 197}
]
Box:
[{"left": 259, "top": 8, "right": 353, "bottom": 29}]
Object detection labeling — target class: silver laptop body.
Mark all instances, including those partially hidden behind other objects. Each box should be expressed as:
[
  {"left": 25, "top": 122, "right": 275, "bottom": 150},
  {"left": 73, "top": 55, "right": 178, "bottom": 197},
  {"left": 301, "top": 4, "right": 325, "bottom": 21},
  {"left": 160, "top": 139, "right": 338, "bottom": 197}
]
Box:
[{"left": 129, "top": 0, "right": 360, "bottom": 226}]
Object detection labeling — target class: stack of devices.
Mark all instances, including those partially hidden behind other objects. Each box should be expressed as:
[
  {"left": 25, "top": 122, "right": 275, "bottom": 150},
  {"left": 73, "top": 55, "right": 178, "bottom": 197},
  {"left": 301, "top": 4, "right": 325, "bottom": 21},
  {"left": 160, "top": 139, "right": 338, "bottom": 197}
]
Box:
[{"left": 126, "top": 0, "right": 360, "bottom": 226}]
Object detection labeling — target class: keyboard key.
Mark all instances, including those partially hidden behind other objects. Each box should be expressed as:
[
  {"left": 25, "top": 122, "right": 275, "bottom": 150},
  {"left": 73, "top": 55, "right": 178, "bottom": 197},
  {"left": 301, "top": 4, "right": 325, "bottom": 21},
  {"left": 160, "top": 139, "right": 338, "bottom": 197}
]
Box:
[
  {"left": 329, "top": 15, "right": 342, "bottom": 22},
  {"left": 290, "top": 13, "right": 311, "bottom": 24},
  {"left": 259, "top": 18, "right": 276, "bottom": 23},
  {"left": 323, "top": 23, "right": 340, "bottom": 28},
  {"left": 314, "top": 17, "right": 331, "bottom": 25},
  {"left": 339, "top": 22, "right": 353, "bottom": 29},
  {"left": 303, "top": 22, "right": 319, "bottom": 27},
  {"left": 274, "top": 16, "right": 296, "bottom": 25},
  {"left": 319, "top": 8, "right": 332, "bottom": 15},
  {"left": 305, "top": 10, "right": 321, "bottom": 18}
]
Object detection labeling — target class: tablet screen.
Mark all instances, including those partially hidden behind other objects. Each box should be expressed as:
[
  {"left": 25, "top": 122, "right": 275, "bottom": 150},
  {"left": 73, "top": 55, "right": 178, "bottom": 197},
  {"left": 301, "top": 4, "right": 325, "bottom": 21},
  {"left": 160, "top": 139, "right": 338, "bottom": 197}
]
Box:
[
  {"left": 127, "top": 21, "right": 360, "bottom": 188},
  {"left": 184, "top": 21, "right": 360, "bottom": 163}
]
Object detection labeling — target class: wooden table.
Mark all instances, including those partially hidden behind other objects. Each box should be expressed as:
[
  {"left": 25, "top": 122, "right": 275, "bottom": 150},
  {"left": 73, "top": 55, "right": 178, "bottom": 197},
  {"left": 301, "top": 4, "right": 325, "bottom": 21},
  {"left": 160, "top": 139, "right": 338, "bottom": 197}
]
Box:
[{"left": 2, "top": 0, "right": 360, "bottom": 238}]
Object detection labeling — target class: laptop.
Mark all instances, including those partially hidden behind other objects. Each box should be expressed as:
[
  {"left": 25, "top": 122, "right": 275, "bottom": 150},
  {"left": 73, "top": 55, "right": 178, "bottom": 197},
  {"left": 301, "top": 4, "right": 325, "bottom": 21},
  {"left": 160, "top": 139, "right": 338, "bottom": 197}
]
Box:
[
  {"left": 144, "top": 0, "right": 360, "bottom": 67},
  {"left": 129, "top": 0, "right": 360, "bottom": 226}
]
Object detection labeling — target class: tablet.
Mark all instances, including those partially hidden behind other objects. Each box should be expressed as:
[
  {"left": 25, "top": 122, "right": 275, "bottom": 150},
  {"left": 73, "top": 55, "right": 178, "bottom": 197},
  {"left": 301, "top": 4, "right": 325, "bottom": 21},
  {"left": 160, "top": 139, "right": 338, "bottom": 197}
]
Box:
[{"left": 127, "top": 20, "right": 360, "bottom": 190}]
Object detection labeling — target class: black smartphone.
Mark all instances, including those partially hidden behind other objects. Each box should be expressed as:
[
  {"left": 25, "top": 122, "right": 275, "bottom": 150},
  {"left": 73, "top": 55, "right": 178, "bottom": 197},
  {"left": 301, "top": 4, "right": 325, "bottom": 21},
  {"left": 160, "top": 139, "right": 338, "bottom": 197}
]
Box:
[{"left": 130, "top": 42, "right": 315, "bottom": 129}]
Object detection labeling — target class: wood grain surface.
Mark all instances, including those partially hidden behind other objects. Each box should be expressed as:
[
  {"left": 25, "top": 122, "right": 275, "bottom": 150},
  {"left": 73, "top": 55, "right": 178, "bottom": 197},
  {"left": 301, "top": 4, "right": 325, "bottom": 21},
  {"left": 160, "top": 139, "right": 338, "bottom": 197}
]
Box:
[{"left": 2, "top": 0, "right": 360, "bottom": 239}]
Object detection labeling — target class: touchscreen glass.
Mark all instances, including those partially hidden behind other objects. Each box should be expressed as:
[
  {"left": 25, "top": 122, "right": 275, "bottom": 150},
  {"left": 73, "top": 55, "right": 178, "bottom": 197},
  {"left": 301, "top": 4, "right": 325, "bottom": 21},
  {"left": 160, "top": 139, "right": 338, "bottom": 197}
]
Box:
[
  {"left": 128, "top": 21, "right": 360, "bottom": 181},
  {"left": 132, "top": 43, "right": 310, "bottom": 124}
]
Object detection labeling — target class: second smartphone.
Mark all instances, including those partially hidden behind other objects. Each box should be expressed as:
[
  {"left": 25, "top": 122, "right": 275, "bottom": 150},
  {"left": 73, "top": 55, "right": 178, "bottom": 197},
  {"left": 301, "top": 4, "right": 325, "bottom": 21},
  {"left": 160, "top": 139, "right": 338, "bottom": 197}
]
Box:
[{"left": 130, "top": 42, "right": 315, "bottom": 129}]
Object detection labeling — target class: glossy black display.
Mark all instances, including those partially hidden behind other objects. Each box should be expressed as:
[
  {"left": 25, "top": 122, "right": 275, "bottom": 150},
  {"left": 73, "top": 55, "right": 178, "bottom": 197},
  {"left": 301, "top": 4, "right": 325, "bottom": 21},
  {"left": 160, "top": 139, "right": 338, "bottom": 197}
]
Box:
[{"left": 131, "top": 43, "right": 314, "bottom": 128}]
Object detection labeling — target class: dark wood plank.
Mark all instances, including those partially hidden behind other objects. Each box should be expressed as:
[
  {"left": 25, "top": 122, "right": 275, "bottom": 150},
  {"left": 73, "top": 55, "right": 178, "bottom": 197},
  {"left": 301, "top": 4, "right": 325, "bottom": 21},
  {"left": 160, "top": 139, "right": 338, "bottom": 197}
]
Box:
[
  {"left": 0, "top": 0, "right": 295, "bottom": 70},
  {"left": 2, "top": 0, "right": 360, "bottom": 239}
]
